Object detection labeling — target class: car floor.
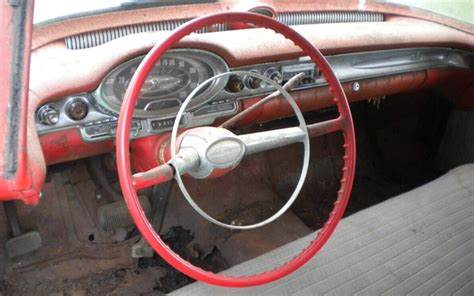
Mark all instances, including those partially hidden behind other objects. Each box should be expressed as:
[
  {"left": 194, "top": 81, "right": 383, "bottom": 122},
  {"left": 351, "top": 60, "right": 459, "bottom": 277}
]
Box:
[{"left": 0, "top": 92, "right": 455, "bottom": 295}]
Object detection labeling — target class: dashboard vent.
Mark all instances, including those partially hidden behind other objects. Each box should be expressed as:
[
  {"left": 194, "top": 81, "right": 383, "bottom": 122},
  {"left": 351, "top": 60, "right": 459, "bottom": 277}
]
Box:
[
  {"left": 277, "top": 11, "right": 384, "bottom": 25},
  {"left": 65, "top": 11, "right": 383, "bottom": 50},
  {"left": 65, "top": 19, "right": 228, "bottom": 50}
]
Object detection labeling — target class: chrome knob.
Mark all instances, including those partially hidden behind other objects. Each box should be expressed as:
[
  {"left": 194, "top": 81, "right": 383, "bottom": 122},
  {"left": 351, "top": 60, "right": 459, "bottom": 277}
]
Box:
[
  {"left": 226, "top": 75, "right": 245, "bottom": 93},
  {"left": 37, "top": 104, "right": 59, "bottom": 125},
  {"left": 245, "top": 74, "right": 263, "bottom": 89},
  {"left": 264, "top": 68, "right": 283, "bottom": 85}
]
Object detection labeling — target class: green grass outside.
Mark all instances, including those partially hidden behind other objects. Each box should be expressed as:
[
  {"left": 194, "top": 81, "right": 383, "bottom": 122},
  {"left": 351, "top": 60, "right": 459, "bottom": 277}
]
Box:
[{"left": 381, "top": 0, "right": 473, "bottom": 24}]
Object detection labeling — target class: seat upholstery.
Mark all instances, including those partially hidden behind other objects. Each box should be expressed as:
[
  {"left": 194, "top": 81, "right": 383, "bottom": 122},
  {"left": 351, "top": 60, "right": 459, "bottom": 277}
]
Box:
[{"left": 172, "top": 164, "right": 474, "bottom": 295}]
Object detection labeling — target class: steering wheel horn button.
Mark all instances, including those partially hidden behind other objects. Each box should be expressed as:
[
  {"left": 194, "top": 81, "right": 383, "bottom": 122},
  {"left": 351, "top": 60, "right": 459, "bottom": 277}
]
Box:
[
  {"left": 206, "top": 138, "right": 246, "bottom": 168},
  {"left": 178, "top": 127, "right": 246, "bottom": 179}
]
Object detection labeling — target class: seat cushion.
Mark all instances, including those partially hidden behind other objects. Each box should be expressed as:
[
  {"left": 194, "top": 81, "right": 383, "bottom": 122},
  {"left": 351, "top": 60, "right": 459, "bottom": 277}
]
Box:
[{"left": 172, "top": 164, "right": 474, "bottom": 295}]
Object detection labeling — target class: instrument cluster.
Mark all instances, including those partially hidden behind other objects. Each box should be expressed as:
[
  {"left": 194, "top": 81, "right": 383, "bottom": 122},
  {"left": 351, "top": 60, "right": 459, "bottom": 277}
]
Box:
[
  {"left": 36, "top": 49, "right": 238, "bottom": 141},
  {"left": 34, "top": 48, "right": 318, "bottom": 141},
  {"left": 96, "top": 49, "right": 229, "bottom": 118}
]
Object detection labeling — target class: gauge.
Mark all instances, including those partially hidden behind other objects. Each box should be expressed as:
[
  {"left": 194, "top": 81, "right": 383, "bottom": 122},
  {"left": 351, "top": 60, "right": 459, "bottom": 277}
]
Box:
[
  {"left": 97, "top": 49, "right": 229, "bottom": 118},
  {"left": 140, "top": 68, "right": 189, "bottom": 97},
  {"left": 66, "top": 97, "right": 89, "bottom": 120}
]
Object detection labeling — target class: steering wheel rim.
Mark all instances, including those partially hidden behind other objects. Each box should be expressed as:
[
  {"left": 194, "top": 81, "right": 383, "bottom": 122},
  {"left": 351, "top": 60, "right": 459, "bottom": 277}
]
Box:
[{"left": 116, "top": 12, "right": 356, "bottom": 287}]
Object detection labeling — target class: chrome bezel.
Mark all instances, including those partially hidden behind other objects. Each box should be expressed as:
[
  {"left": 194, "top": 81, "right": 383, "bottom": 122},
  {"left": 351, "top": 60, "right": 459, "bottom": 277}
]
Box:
[{"left": 94, "top": 48, "right": 229, "bottom": 119}]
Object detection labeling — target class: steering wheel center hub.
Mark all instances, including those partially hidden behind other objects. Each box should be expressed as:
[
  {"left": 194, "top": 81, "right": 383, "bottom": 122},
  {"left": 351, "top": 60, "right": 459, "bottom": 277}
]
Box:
[{"left": 179, "top": 127, "right": 246, "bottom": 179}]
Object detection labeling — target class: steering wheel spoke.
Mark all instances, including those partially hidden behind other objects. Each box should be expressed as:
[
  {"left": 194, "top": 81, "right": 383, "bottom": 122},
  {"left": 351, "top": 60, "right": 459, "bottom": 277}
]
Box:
[
  {"left": 239, "top": 117, "right": 345, "bottom": 156},
  {"left": 132, "top": 163, "right": 175, "bottom": 190},
  {"left": 133, "top": 148, "right": 201, "bottom": 190},
  {"left": 307, "top": 117, "right": 345, "bottom": 138},
  {"left": 239, "top": 126, "right": 306, "bottom": 156}
]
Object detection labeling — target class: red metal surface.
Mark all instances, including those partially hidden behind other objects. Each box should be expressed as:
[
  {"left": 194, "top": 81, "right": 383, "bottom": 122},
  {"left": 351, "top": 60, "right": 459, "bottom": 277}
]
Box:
[
  {"left": 116, "top": 12, "right": 356, "bottom": 287},
  {"left": 130, "top": 134, "right": 169, "bottom": 172},
  {"left": 0, "top": 1, "right": 44, "bottom": 205},
  {"left": 40, "top": 129, "right": 114, "bottom": 165}
]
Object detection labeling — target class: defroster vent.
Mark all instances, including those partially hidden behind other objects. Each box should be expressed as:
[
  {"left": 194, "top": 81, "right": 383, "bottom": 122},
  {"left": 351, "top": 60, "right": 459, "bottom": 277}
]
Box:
[{"left": 65, "top": 11, "right": 383, "bottom": 50}]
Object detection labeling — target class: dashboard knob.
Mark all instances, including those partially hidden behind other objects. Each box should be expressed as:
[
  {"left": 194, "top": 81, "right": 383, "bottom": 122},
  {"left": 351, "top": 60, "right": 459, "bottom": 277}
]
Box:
[
  {"left": 264, "top": 68, "right": 283, "bottom": 85},
  {"left": 66, "top": 97, "right": 89, "bottom": 121},
  {"left": 37, "top": 104, "right": 59, "bottom": 125},
  {"left": 226, "top": 75, "right": 245, "bottom": 93},
  {"left": 245, "top": 74, "right": 263, "bottom": 89}
]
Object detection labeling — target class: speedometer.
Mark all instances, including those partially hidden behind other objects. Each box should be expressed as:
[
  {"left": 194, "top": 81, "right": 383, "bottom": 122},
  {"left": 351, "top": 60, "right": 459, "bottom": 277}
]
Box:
[{"left": 96, "top": 49, "right": 229, "bottom": 118}]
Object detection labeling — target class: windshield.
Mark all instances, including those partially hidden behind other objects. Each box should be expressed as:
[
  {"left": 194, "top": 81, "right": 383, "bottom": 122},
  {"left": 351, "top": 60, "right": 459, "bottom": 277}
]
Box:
[
  {"left": 34, "top": 0, "right": 121, "bottom": 24},
  {"left": 33, "top": 0, "right": 215, "bottom": 24},
  {"left": 378, "top": 0, "right": 473, "bottom": 24},
  {"left": 34, "top": 0, "right": 472, "bottom": 25}
]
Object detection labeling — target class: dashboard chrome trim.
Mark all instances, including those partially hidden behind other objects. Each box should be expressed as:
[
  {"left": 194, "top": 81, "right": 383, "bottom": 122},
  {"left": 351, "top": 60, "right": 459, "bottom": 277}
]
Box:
[
  {"left": 229, "top": 47, "right": 473, "bottom": 100},
  {"left": 35, "top": 47, "right": 473, "bottom": 142}
]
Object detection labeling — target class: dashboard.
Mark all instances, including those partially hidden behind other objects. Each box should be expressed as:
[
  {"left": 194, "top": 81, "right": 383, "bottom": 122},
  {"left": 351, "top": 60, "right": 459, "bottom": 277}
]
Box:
[
  {"left": 35, "top": 47, "right": 473, "bottom": 142},
  {"left": 3, "top": 0, "right": 472, "bottom": 209},
  {"left": 7, "top": 0, "right": 471, "bottom": 207}
]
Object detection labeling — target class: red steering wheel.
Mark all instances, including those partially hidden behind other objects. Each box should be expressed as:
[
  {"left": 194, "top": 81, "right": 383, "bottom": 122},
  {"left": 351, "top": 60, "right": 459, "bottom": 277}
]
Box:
[{"left": 116, "top": 12, "right": 356, "bottom": 287}]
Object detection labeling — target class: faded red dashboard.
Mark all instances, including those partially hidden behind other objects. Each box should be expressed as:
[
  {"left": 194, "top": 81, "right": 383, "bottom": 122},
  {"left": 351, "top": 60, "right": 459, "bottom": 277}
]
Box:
[
  {"left": 30, "top": 1, "right": 474, "bottom": 166},
  {"left": 38, "top": 68, "right": 473, "bottom": 165}
]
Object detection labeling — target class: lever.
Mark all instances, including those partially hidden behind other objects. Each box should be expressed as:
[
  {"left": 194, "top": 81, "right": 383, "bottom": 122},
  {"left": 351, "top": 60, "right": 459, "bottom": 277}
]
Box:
[{"left": 219, "top": 72, "right": 306, "bottom": 129}]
